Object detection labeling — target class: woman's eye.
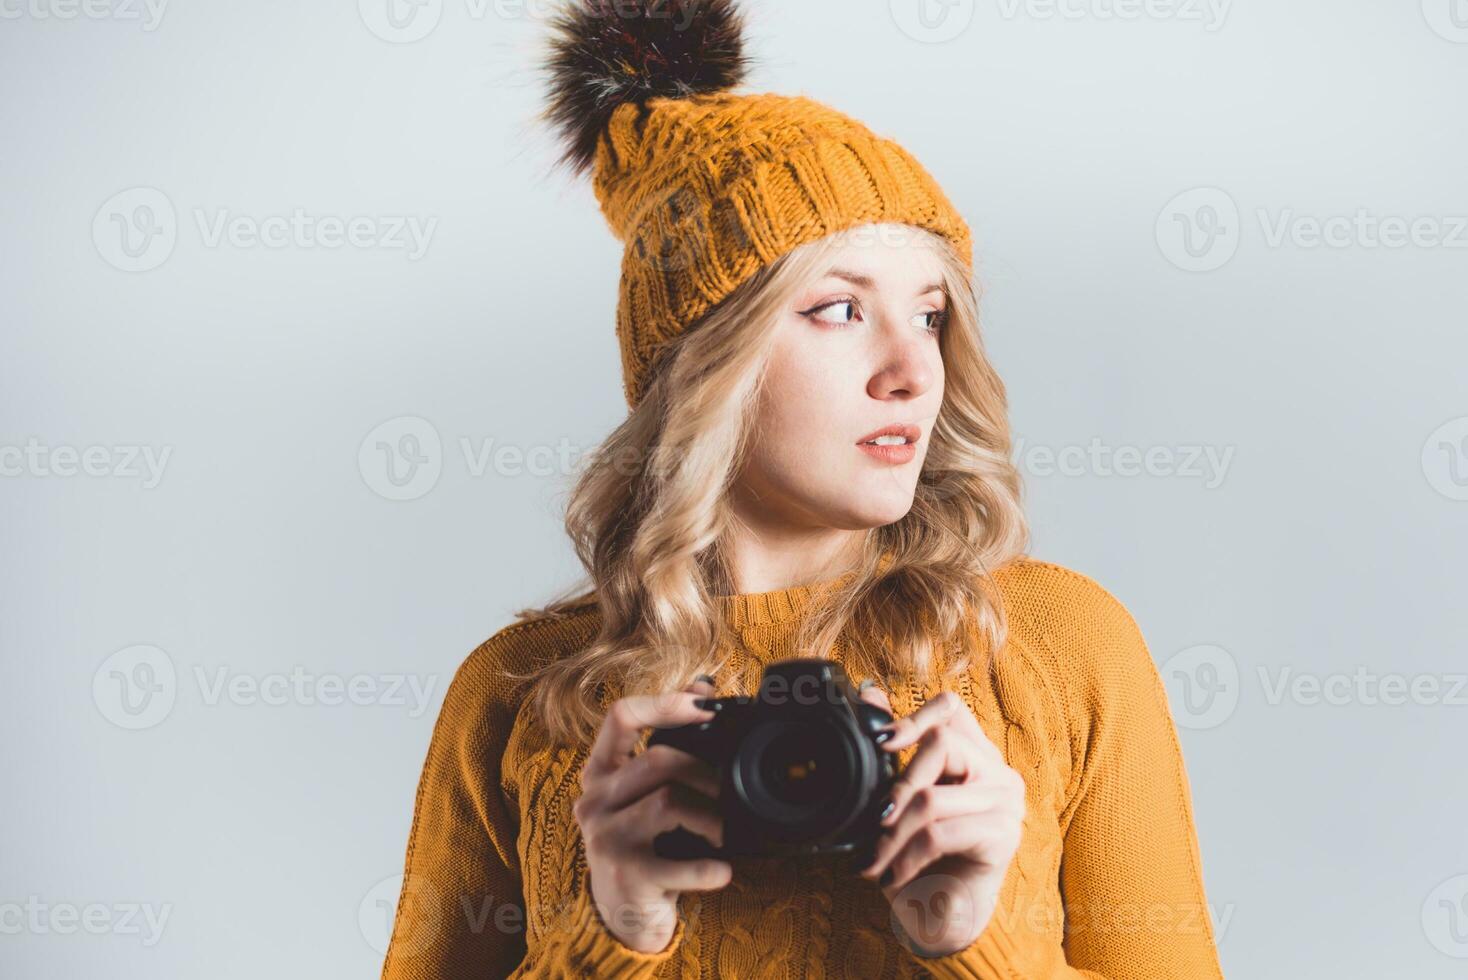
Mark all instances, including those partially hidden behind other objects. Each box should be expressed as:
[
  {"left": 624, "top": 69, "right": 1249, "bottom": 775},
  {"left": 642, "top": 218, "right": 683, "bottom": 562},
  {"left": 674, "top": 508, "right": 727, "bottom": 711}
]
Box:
[
  {"left": 915, "top": 310, "right": 947, "bottom": 334},
  {"left": 801, "top": 299, "right": 945, "bottom": 332},
  {"left": 812, "top": 299, "right": 858, "bottom": 324}
]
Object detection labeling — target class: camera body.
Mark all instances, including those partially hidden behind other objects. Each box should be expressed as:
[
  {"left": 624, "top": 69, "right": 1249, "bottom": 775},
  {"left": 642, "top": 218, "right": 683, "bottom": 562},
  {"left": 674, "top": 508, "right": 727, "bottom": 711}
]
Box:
[{"left": 646, "top": 658, "right": 898, "bottom": 863}]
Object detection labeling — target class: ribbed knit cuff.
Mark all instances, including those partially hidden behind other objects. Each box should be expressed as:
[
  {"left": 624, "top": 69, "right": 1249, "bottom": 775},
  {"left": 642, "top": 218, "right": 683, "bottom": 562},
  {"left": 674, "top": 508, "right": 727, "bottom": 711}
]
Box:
[
  {"left": 557, "top": 886, "right": 687, "bottom": 979},
  {"left": 901, "top": 909, "right": 1025, "bottom": 980}
]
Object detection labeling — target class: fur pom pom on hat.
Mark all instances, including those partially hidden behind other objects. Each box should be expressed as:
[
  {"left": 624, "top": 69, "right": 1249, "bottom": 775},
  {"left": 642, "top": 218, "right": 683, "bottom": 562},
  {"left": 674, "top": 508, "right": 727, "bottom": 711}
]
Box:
[{"left": 540, "top": 0, "right": 972, "bottom": 409}]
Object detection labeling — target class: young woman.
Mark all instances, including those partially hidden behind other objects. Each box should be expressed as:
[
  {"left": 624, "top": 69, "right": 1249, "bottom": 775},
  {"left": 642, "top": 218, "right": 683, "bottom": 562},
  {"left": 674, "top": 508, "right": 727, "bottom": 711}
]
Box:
[{"left": 380, "top": 1, "right": 1224, "bottom": 977}]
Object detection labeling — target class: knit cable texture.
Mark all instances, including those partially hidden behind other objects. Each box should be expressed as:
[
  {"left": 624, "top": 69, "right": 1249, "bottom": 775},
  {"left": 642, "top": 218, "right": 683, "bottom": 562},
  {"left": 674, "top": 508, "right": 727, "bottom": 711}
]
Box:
[{"left": 380, "top": 558, "right": 1225, "bottom": 978}]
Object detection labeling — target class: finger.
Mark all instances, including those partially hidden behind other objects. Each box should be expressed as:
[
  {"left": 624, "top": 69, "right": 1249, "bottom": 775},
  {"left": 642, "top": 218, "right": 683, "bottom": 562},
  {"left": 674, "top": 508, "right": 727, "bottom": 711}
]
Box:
[
  {"left": 597, "top": 743, "right": 720, "bottom": 813},
  {"left": 612, "top": 782, "right": 726, "bottom": 852},
  {"left": 879, "top": 692, "right": 1005, "bottom": 772},
  {"left": 880, "top": 724, "right": 1009, "bottom": 833},
  {"left": 937, "top": 693, "right": 997, "bottom": 756},
  {"left": 685, "top": 674, "right": 717, "bottom": 695},
  {"left": 886, "top": 725, "right": 989, "bottom": 825},
  {"left": 638, "top": 854, "right": 734, "bottom": 893},
  {"left": 584, "top": 692, "right": 715, "bottom": 782},
  {"left": 860, "top": 782, "right": 1014, "bottom": 881},
  {"left": 880, "top": 811, "right": 1016, "bottom": 894},
  {"left": 856, "top": 678, "right": 893, "bottom": 715},
  {"left": 877, "top": 690, "right": 966, "bottom": 750}
]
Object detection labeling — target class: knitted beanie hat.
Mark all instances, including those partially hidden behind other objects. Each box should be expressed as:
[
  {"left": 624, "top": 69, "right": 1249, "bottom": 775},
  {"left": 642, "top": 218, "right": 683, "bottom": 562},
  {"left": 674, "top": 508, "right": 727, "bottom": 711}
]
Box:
[{"left": 541, "top": 0, "right": 973, "bottom": 409}]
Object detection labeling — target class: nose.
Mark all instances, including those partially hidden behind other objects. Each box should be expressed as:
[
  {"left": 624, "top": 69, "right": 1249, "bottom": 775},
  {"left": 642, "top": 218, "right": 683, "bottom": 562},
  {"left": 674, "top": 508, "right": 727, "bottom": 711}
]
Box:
[{"left": 865, "top": 313, "right": 937, "bottom": 401}]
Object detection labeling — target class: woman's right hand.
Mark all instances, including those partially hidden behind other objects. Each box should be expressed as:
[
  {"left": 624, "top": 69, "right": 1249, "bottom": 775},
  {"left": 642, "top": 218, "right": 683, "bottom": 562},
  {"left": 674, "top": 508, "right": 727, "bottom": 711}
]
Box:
[{"left": 572, "top": 675, "right": 733, "bottom": 954}]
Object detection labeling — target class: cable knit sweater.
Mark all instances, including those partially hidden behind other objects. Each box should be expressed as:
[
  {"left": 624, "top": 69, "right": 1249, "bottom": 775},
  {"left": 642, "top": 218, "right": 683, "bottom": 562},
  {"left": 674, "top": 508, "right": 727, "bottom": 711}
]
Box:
[{"left": 379, "top": 558, "right": 1225, "bottom": 978}]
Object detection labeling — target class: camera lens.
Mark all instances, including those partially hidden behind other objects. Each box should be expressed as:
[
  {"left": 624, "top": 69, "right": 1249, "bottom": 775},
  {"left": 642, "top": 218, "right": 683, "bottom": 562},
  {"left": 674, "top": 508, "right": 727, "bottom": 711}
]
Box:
[
  {"left": 758, "top": 725, "right": 843, "bottom": 808},
  {"left": 733, "top": 717, "right": 865, "bottom": 841}
]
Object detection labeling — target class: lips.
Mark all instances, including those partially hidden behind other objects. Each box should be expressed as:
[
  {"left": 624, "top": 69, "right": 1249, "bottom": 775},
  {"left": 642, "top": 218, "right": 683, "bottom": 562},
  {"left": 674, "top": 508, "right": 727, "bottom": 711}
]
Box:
[{"left": 855, "top": 423, "right": 922, "bottom": 446}]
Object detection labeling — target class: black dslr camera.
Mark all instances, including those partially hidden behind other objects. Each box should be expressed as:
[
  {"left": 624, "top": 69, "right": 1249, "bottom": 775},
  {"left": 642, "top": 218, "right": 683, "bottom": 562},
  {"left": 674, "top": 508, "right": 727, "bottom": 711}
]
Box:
[{"left": 646, "top": 658, "right": 899, "bottom": 866}]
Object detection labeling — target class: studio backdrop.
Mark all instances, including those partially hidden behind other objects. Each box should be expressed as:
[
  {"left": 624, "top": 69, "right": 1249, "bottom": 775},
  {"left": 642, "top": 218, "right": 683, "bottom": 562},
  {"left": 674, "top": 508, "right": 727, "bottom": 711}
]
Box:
[{"left": 2, "top": 1, "right": 1465, "bottom": 977}]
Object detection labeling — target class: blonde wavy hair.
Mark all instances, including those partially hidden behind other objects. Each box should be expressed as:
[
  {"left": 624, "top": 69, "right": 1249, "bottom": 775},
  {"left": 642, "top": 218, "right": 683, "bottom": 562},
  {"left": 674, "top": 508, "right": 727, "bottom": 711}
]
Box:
[{"left": 509, "top": 224, "right": 1028, "bottom": 747}]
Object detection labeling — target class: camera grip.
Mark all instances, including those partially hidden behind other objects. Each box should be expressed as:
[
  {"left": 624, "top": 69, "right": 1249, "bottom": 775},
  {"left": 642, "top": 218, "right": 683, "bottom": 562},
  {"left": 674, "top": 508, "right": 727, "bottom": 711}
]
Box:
[
  {"left": 854, "top": 699, "right": 894, "bottom": 734},
  {"left": 646, "top": 715, "right": 728, "bottom": 860},
  {"left": 651, "top": 826, "right": 721, "bottom": 860},
  {"left": 645, "top": 712, "right": 722, "bottom": 761}
]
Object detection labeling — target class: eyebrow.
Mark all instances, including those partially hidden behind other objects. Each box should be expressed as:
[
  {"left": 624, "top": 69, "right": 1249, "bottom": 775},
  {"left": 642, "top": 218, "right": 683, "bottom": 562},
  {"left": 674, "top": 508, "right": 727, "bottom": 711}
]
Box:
[{"left": 824, "top": 267, "right": 944, "bottom": 297}]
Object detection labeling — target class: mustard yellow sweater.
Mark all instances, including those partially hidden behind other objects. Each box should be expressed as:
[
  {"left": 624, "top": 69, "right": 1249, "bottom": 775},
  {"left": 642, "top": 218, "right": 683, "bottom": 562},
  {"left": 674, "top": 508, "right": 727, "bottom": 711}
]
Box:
[{"left": 380, "top": 559, "right": 1225, "bottom": 978}]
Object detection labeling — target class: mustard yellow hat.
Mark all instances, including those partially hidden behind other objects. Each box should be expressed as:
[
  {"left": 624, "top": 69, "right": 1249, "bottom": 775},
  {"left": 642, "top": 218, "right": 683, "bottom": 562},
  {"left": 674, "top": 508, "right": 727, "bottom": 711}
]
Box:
[{"left": 541, "top": 0, "right": 973, "bottom": 409}]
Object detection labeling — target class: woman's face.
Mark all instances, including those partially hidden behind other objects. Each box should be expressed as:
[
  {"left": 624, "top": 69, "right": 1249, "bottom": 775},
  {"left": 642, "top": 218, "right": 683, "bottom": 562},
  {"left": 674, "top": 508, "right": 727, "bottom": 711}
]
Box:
[{"left": 734, "top": 224, "right": 948, "bottom": 533}]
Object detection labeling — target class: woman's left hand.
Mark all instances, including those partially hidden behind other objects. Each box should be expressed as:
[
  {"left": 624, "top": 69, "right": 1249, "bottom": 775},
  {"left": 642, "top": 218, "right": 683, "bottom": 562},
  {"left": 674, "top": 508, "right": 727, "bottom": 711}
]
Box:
[{"left": 855, "top": 685, "right": 1027, "bottom": 957}]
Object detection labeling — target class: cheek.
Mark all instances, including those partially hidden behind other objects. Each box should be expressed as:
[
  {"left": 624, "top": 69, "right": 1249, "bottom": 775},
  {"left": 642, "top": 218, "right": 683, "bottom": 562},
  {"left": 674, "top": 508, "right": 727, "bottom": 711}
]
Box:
[
  {"left": 763, "top": 316, "right": 879, "bottom": 406},
  {"left": 751, "top": 337, "right": 855, "bottom": 476}
]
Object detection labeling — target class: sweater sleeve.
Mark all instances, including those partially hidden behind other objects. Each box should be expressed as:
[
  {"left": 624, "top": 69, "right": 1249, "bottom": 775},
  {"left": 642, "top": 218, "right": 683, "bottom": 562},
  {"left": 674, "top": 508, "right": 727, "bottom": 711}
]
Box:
[
  {"left": 900, "top": 568, "right": 1225, "bottom": 979},
  {"left": 379, "top": 633, "right": 687, "bottom": 980}
]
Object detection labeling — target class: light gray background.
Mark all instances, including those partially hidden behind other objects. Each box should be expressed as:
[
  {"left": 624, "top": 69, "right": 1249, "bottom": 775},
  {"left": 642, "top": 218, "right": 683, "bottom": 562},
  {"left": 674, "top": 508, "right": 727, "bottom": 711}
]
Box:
[{"left": 2, "top": 0, "right": 1465, "bottom": 977}]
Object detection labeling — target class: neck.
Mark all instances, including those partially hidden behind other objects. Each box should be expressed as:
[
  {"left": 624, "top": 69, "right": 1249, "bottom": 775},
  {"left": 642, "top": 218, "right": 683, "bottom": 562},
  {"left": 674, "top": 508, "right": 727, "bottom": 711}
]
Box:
[{"left": 720, "top": 523, "right": 866, "bottom": 597}]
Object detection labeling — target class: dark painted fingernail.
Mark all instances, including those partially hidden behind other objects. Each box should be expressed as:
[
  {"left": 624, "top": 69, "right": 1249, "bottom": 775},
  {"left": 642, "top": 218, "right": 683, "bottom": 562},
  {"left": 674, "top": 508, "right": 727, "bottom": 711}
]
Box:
[
  {"left": 879, "top": 797, "right": 895, "bottom": 821},
  {"left": 694, "top": 697, "right": 722, "bottom": 711},
  {"left": 879, "top": 869, "right": 893, "bottom": 887},
  {"left": 874, "top": 728, "right": 896, "bottom": 745},
  {"left": 694, "top": 674, "right": 715, "bottom": 685}
]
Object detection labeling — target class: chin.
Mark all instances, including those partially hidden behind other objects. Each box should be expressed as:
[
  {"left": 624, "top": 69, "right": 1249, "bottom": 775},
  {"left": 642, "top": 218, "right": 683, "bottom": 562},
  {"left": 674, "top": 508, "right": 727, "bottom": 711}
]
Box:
[{"left": 825, "top": 494, "right": 917, "bottom": 529}]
